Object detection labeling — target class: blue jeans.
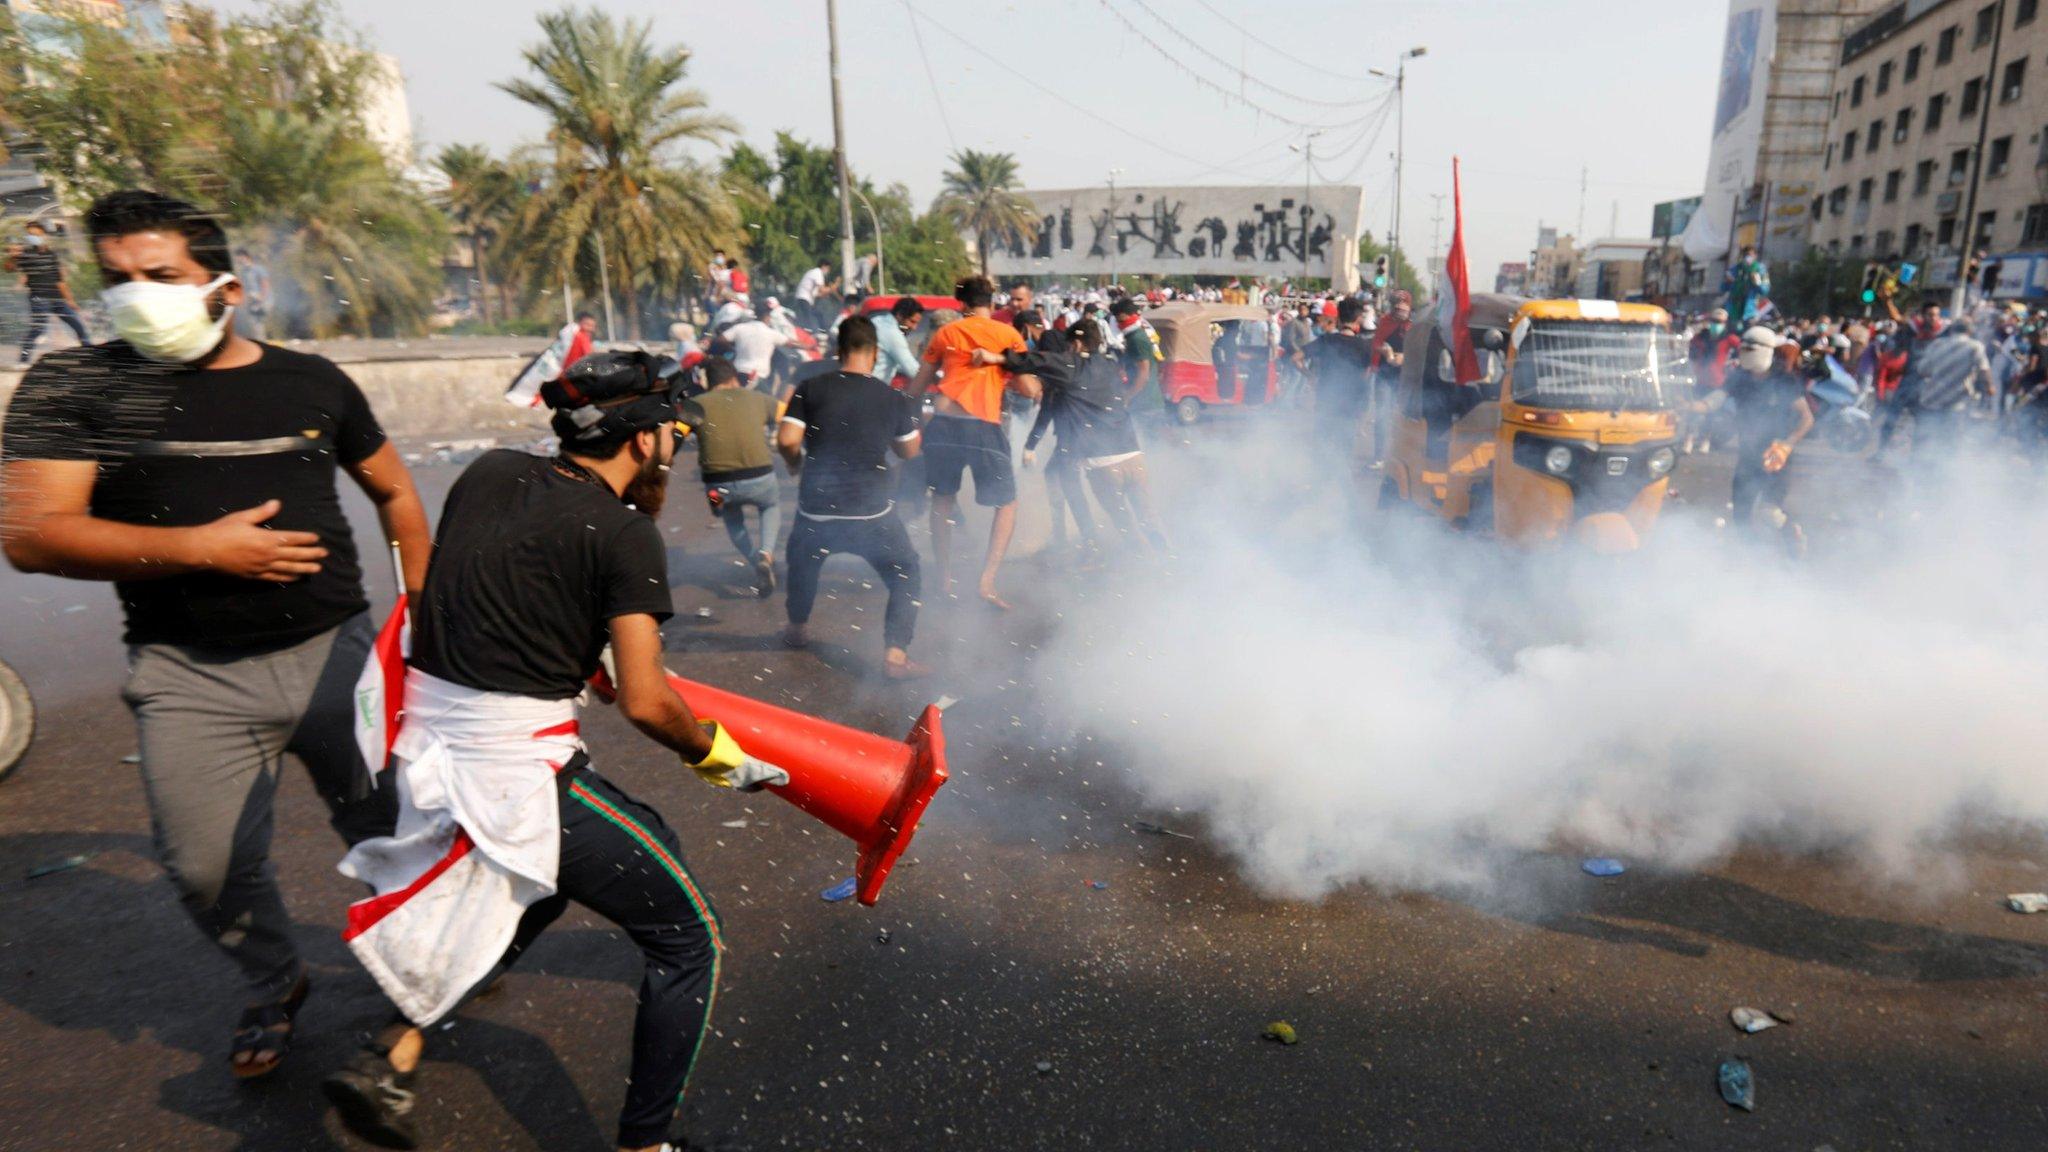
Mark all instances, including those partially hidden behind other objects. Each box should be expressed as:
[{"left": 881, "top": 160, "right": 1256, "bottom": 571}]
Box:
[
  {"left": 19, "top": 294, "right": 88, "bottom": 361},
  {"left": 710, "top": 473, "right": 781, "bottom": 559}
]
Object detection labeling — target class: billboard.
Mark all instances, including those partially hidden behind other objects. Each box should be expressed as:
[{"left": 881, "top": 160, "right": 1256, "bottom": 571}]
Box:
[
  {"left": 1652, "top": 196, "right": 1703, "bottom": 240},
  {"left": 1682, "top": 0, "right": 1777, "bottom": 263},
  {"left": 983, "top": 184, "right": 1366, "bottom": 285}
]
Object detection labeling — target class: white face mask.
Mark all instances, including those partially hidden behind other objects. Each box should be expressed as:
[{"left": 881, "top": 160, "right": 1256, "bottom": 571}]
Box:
[{"left": 103, "top": 274, "right": 235, "bottom": 363}]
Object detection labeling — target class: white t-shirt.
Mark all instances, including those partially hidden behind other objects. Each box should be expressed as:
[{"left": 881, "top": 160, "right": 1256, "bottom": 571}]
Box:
[
  {"left": 796, "top": 267, "right": 827, "bottom": 303},
  {"left": 726, "top": 320, "right": 790, "bottom": 377}
]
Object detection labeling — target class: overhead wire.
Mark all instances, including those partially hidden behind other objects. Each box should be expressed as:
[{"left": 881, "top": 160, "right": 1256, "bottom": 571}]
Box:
[
  {"left": 1189, "top": 0, "right": 1376, "bottom": 84},
  {"left": 900, "top": 0, "right": 960, "bottom": 153},
  {"left": 1122, "top": 0, "right": 1387, "bottom": 109},
  {"left": 899, "top": 1, "right": 1281, "bottom": 179},
  {"left": 1093, "top": 1, "right": 1388, "bottom": 132}
]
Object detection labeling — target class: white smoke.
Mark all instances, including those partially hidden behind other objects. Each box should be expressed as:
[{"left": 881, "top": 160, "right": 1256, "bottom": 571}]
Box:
[{"left": 1041, "top": 424, "right": 2048, "bottom": 900}]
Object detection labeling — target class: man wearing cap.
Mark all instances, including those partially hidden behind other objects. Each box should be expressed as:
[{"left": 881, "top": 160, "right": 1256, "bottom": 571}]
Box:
[
  {"left": 1717, "top": 327, "right": 1812, "bottom": 548},
  {"left": 2, "top": 189, "right": 429, "bottom": 1082},
  {"left": 324, "top": 348, "right": 784, "bottom": 1151}
]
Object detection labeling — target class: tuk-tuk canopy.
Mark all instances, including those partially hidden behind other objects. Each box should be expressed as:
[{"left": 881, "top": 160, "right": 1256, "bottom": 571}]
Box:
[{"left": 1146, "top": 301, "right": 1275, "bottom": 364}]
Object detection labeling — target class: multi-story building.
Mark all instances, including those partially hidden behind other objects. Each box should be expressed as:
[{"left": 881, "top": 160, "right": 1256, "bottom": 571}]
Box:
[
  {"left": 1811, "top": 0, "right": 2048, "bottom": 294},
  {"left": 1574, "top": 239, "right": 1660, "bottom": 300},
  {"left": 1529, "top": 227, "right": 1580, "bottom": 298}
]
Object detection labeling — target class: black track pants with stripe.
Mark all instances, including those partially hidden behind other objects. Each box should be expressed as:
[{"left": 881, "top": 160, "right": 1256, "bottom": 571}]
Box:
[{"left": 495, "top": 760, "right": 724, "bottom": 1149}]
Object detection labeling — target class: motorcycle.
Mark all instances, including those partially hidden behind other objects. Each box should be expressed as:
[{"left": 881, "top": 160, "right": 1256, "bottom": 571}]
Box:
[
  {"left": 1804, "top": 352, "right": 1877, "bottom": 455},
  {"left": 0, "top": 657, "right": 34, "bottom": 784}
]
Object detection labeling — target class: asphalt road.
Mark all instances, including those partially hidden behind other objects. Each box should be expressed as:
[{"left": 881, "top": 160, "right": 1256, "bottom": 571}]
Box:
[{"left": 0, "top": 411, "right": 2043, "bottom": 1152}]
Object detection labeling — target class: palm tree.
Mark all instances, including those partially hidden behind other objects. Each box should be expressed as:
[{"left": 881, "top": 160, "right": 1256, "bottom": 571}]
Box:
[
  {"left": 936, "top": 149, "right": 1037, "bottom": 276},
  {"left": 435, "top": 144, "right": 522, "bottom": 325},
  {"left": 497, "top": 7, "right": 742, "bottom": 338},
  {"left": 206, "top": 108, "right": 445, "bottom": 337}
]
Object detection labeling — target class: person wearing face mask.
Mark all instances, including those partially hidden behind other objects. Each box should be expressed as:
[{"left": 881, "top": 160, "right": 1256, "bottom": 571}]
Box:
[
  {"left": 0, "top": 189, "right": 431, "bottom": 1081},
  {"left": 9, "top": 220, "right": 90, "bottom": 363},
  {"left": 1717, "top": 327, "right": 1812, "bottom": 550}
]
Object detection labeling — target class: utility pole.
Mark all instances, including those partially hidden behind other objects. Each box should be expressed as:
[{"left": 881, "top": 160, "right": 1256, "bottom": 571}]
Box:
[
  {"left": 826, "top": 0, "right": 857, "bottom": 298},
  {"left": 1289, "top": 132, "right": 1323, "bottom": 286},
  {"left": 1953, "top": 0, "right": 2006, "bottom": 313},
  {"left": 1429, "top": 193, "right": 1445, "bottom": 264},
  {"left": 1577, "top": 164, "right": 1588, "bottom": 242}
]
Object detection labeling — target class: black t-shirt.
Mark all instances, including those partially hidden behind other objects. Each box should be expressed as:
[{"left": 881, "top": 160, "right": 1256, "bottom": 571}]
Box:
[
  {"left": 1722, "top": 367, "right": 1807, "bottom": 458},
  {"left": 2, "top": 341, "right": 383, "bottom": 648},
  {"left": 411, "top": 451, "right": 673, "bottom": 699},
  {"left": 15, "top": 246, "right": 62, "bottom": 297},
  {"left": 782, "top": 371, "right": 918, "bottom": 517},
  {"left": 1306, "top": 332, "right": 1375, "bottom": 414}
]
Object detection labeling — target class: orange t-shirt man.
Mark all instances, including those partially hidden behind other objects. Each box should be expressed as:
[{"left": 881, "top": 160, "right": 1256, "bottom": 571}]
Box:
[{"left": 921, "top": 314, "right": 1027, "bottom": 423}]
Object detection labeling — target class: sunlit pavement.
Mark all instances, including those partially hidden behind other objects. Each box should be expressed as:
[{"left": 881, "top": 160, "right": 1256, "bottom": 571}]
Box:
[{"left": 1, "top": 424, "right": 2043, "bottom": 1151}]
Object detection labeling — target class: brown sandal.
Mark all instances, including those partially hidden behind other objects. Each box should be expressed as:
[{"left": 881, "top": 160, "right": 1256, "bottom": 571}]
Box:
[{"left": 230, "top": 971, "right": 310, "bottom": 1080}]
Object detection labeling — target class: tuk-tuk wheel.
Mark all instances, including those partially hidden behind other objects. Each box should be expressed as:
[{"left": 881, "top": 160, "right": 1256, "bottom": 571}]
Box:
[{"left": 1174, "top": 397, "right": 1203, "bottom": 425}]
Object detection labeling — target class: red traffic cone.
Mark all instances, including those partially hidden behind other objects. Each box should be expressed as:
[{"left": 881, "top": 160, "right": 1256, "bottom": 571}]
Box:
[{"left": 590, "top": 664, "right": 946, "bottom": 906}]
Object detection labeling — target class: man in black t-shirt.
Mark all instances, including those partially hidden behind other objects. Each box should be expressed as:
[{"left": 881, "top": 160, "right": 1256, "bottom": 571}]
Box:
[
  {"left": 1, "top": 191, "right": 431, "bottom": 1082},
  {"left": 325, "top": 348, "right": 783, "bottom": 1152},
  {"left": 775, "top": 314, "right": 928, "bottom": 679},
  {"left": 1304, "top": 296, "right": 1376, "bottom": 470},
  {"left": 10, "top": 220, "right": 90, "bottom": 363}
]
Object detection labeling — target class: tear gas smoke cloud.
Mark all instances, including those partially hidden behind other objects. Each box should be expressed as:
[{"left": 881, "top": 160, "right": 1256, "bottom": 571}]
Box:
[{"left": 1041, "top": 424, "right": 2048, "bottom": 899}]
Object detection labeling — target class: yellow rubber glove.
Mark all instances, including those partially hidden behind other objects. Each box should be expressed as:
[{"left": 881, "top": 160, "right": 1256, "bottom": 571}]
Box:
[{"left": 688, "top": 721, "right": 790, "bottom": 791}]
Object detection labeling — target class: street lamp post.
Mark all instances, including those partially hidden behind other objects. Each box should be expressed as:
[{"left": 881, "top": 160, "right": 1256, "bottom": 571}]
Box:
[
  {"left": 1107, "top": 167, "right": 1123, "bottom": 287},
  {"left": 1288, "top": 132, "right": 1323, "bottom": 288},
  {"left": 852, "top": 187, "right": 885, "bottom": 295},
  {"left": 1371, "top": 46, "right": 1427, "bottom": 296},
  {"left": 826, "top": 0, "right": 858, "bottom": 298}
]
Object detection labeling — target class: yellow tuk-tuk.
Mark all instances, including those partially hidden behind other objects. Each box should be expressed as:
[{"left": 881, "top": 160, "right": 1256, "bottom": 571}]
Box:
[{"left": 1380, "top": 297, "right": 1687, "bottom": 552}]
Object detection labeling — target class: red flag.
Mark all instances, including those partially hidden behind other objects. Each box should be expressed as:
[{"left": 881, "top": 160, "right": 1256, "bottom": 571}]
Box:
[
  {"left": 352, "top": 595, "right": 409, "bottom": 773},
  {"left": 1438, "top": 157, "right": 1483, "bottom": 385}
]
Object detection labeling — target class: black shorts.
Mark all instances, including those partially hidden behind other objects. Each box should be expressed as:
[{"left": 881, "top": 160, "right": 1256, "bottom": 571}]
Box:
[{"left": 923, "top": 415, "right": 1017, "bottom": 507}]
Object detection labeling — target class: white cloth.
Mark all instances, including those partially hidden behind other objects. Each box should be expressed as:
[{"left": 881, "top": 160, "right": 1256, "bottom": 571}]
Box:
[
  {"left": 338, "top": 670, "right": 582, "bottom": 1025},
  {"left": 504, "top": 322, "right": 579, "bottom": 408},
  {"left": 726, "top": 320, "right": 790, "bottom": 377}
]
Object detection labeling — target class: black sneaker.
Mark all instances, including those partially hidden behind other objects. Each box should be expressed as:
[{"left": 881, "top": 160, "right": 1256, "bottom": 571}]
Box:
[{"left": 322, "top": 1041, "right": 419, "bottom": 1149}]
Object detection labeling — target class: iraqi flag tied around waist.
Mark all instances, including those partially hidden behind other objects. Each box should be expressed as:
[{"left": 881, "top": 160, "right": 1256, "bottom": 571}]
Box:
[
  {"left": 353, "top": 593, "right": 409, "bottom": 776},
  {"left": 1435, "top": 157, "right": 1483, "bottom": 387}
]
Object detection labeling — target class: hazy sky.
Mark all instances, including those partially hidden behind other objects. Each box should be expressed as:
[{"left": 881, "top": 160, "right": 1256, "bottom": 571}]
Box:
[{"left": 216, "top": 0, "right": 1727, "bottom": 280}]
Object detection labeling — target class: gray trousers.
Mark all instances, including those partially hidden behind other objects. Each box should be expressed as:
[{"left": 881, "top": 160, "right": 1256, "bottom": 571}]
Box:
[{"left": 121, "top": 613, "right": 395, "bottom": 999}]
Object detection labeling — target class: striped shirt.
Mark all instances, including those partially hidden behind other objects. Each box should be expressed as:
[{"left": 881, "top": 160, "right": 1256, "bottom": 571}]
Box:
[{"left": 1901, "top": 329, "right": 1988, "bottom": 411}]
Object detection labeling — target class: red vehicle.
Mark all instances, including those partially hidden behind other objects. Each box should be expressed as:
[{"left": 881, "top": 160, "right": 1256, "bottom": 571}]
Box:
[{"left": 1146, "top": 301, "right": 1281, "bottom": 424}]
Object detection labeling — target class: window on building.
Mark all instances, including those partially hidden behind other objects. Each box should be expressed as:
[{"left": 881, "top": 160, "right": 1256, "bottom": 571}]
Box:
[
  {"left": 1916, "top": 158, "right": 1937, "bottom": 194},
  {"left": 1852, "top": 75, "right": 1866, "bottom": 107},
  {"left": 1976, "top": 4, "right": 1998, "bottom": 47},
  {"left": 1991, "top": 134, "right": 2014, "bottom": 174},
  {"left": 1850, "top": 234, "right": 1867, "bottom": 252},
  {"left": 1878, "top": 60, "right": 1894, "bottom": 95},
  {"left": 1875, "top": 229, "right": 1896, "bottom": 255},
  {"left": 1858, "top": 177, "right": 1875, "bottom": 203},
  {"left": 1905, "top": 222, "right": 1925, "bottom": 254},
  {"left": 1894, "top": 108, "right": 1913, "bottom": 142},
  {"left": 1951, "top": 147, "right": 1973, "bottom": 184},
  {"left": 1885, "top": 169, "right": 1904, "bottom": 201},
  {"left": 2004, "top": 58, "right": 2027, "bottom": 102},
  {"left": 1976, "top": 209, "right": 1997, "bottom": 247},
  {"left": 1906, "top": 44, "right": 1925, "bottom": 81},
  {"left": 2022, "top": 0, "right": 2042, "bottom": 27},
  {"left": 2038, "top": 124, "right": 2048, "bottom": 166},
  {"left": 1928, "top": 91, "right": 1947, "bottom": 130},
  {"left": 1812, "top": 195, "right": 1825, "bottom": 221},
  {"left": 1830, "top": 186, "right": 1850, "bottom": 215},
  {"left": 1938, "top": 25, "right": 1959, "bottom": 64},
  {"left": 1963, "top": 77, "right": 1984, "bottom": 116},
  {"left": 1825, "top": 142, "right": 1836, "bottom": 170},
  {"left": 1939, "top": 216, "right": 1958, "bottom": 246},
  {"left": 2023, "top": 204, "right": 2048, "bottom": 246},
  {"left": 1845, "top": 130, "right": 1859, "bottom": 161},
  {"left": 1870, "top": 119, "right": 1885, "bottom": 153}
]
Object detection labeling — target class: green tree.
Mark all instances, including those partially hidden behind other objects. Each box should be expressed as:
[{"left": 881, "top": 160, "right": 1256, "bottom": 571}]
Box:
[
  {"left": 935, "top": 149, "right": 1037, "bottom": 276},
  {"left": 0, "top": 0, "right": 445, "bottom": 336},
  {"left": 498, "top": 6, "right": 742, "bottom": 338},
  {"left": 435, "top": 144, "right": 527, "bottom": 325}
]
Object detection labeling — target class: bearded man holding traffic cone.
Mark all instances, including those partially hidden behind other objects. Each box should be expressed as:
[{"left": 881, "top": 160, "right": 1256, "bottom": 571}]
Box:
[{"left": 325, "top": 349, "right": 786, "bottom": 1152}]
